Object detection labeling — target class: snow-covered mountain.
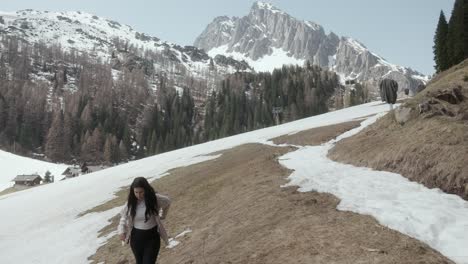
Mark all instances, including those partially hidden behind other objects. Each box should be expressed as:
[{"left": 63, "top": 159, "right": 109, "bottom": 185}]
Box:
[
  {"left": 0, "top": 9, "right": 251, "bottom": 80},
  {"left": 194, "top": 1, "right": 429, "bottom": 95}
]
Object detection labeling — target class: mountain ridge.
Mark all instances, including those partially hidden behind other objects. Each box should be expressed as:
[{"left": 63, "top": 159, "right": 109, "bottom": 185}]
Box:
[
  {"left": 0, "top": 9, "right": 251, "bottom": 79},
  {"left": 194, "top": 1, "right": 429, "bottom": 96}
]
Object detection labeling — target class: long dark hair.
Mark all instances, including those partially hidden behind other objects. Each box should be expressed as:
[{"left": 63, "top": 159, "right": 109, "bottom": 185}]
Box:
[{"left": 127, "top": 177, "right": 159, "bottom": 222}]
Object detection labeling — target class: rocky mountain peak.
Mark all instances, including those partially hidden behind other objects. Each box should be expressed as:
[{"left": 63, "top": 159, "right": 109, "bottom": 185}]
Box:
[
  {"left": 194, "top": 2, "right": 429, "bottom": 96},
  {"left": 250, "top": 1, "right": 286, "bottom": 16}
]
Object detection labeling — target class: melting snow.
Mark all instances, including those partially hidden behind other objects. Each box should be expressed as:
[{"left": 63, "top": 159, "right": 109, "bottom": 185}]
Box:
[
  {"left": 1, "top": 102, "right": 467, "bottom": 263},
  {"left": 208, "top": 45, "right": 305, "bottom": 72}
]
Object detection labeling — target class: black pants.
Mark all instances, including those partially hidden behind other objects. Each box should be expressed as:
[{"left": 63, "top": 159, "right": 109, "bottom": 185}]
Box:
[{"left": 130, "top": 226, "right": 161, "bottom": 264}]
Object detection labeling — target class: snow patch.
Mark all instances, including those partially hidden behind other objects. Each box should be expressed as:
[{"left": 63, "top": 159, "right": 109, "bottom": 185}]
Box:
[
  {"left": 344, "top": 37, "right": 367, "bottom": 54},
  {"left": 173, "top": 85, "right": 184, "bottom": 96},
  {"left": 0, "top": 150, "right": 68, "bottom": 192},
  {"left": 166, "top": 228, "right": 192, "bottom": 249},
  {"left": 304, "top": 21, "right": 320, "bottom": 31},
  {"left": 254, "top": 2, "right": 285, "bottom": 14},
  {"left": 208, "top": 45, "right": 304, "bottom": 72},
  {"left": 220, "top": 20, "right": 235, "bottom": 28},
  {"left": 279, "top": 112, "right": 468, "bottom": 264},
  {"left": 412, "top": 74, "right": 430, "bottom": 83}
]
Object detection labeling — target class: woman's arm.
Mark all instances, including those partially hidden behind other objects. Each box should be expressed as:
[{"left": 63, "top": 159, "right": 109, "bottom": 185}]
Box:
[
  {"left": 156, "top": 193, "right": 171, "bottom": 220},
  {"left": 117, "top": 203, "right": 129, "bottom": 236}
]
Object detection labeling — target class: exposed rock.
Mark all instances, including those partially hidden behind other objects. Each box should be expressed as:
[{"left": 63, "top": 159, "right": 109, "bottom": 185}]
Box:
[
  {"left": 394, "top": 106, "right": 413, "bottom": 125},
  {"left": 418, "top": 86, "right": 465, "bottom": 119},
  {"left": 194, "top": 16, "right": 238, "bottom": 51},
  {"left": 111, "top": 53, "right": 154, "bottom": 73},
  {"left": 433, "top": 86, "right": 464, "bottom": 105},
  {"left": 56, "top": 16, "right": 73, "bottom": 23},
  {"left": 214, "top": 54, "right": 251, "bottom": 71},
  {"left": 134, "top": 32, "right": 151, "bottom": 42},
  {"left": 194, "top": 1, "right": 428, "bottom": 97},
  {"left": 179, "top": 46, "right": 210, "bottom": 62},
  {"left": 107, "top": 20, "right": 121, "bottom": 29},
  {"left": 313, "top": 32, "right": 340, "bottom": 68}
]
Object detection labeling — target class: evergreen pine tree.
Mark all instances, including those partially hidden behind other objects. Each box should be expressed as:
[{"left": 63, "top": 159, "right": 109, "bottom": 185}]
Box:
[
  {"left": 204, "top": 93, "right": 215, "bottom": 140},
  {"left": 111, "top": 135, "right": 118, "bottom": 162},
  {"left": 447, "top": 0, "right": 466, "bottom": 66},
  {"left": 44, "top": 170, "right": 52, "bottom": 183},
  {"left": 148, "top": 130, "right": 157, "bottom": 155},
  {"left": 80, "top": 130, "right": 92, "bottom": 161},
  {"left": 45, "top": 111, "right": 66, "bottom": 161},
  {"left": 118, "top": 140, "right": 128, "bottom": 162},
  {"left": 90, "top": 126, "right": 104, "bottom": 161},
  {"left": 62, "top": 112, "right": 73, "bottom": 159},
  {"left": 103, "top": 135, "right": 113, "bottom": 164},
  {"left": 434, "top": 10, "right": 450, "bottom": 72},
  {"left": 463, "top": 0, "right": 468, "bottom": 60},
  {"left": 0, "top": 96, "right": 6, "bottom": 131},
  {"left": 5, "top": 97, "right": 18, "bottom": 142}
]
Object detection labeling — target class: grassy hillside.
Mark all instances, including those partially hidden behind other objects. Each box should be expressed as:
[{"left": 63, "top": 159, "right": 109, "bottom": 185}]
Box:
[
  {"left": 87, "top": 123, "right": 451, "bottom": 264},
  {"left": 329, "top": 59, "right": 468, "bottom": 200}
]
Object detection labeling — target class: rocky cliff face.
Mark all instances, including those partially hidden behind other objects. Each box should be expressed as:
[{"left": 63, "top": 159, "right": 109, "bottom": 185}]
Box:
[
  {"left": 195, "top": 2, "right": 327, "bottom": 61},
  {"left": 194, "top": 16, "right": 238, "bottom": 52},
  {"left": 194, "top": 1, "right": 429, "bottom": 96}
]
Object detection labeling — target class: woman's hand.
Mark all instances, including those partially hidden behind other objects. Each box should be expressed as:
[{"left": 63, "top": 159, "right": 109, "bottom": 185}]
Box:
[{"left": 119, "top": 233, "right": 126, "bottom": 241}]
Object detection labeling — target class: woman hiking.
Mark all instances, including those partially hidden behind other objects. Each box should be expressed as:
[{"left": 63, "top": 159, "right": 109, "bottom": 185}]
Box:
[{"left": 118, "top": 177, "right": 171, "bottom": 264}]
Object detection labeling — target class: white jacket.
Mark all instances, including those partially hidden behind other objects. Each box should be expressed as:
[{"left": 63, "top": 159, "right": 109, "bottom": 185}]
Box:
[{"left": 117, "top": 193, "right": 171, "bottom": 245}]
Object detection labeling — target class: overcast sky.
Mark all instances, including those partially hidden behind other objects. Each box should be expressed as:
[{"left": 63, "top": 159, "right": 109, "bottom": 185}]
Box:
[{"left": 0, "top": 0, "right": 455, "bottom": 75}]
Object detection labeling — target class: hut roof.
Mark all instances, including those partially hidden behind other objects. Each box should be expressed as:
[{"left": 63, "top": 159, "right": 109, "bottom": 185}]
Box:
[
  {"left": 12, "top": 174, "right": 42, "bottom": 182},
  {"left": 62, "top": 167, "right": 81, "bottom": 175}
]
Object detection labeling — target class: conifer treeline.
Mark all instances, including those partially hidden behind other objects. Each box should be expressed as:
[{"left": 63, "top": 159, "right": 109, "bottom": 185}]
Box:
[
  {"left": 0, "top": 36, "right": 339, "bottom": 164},
  {"left": 0, "top": 36, "right": 196, "bottom": 163},
  {"left": 204, "top": 64, "right": 339, "bottom": 141},
  {"left": 434, "top": 0, "right": 468, "bottom": 72}
]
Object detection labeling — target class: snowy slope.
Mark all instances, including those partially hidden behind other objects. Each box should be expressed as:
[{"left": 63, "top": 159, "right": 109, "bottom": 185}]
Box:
[
  {"left": 0, "top": 150, "right": 68, "bottom": 192},
  {"left": 0, "top": 9, "right": 247, "bottom": 77},
  {"left": 0, "top": 9, "right": 163, "bottom": 59},
  {"left": 208, "top": 45, "right": 305, "bottom": 73},
  {"left": 0, "top": 102, "right": 467, "bottom": 264}
]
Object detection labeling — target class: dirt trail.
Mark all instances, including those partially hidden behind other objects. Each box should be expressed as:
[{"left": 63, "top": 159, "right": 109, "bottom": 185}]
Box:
[{"left": 89, "top": 122, "right": 452, "bottom": 264}]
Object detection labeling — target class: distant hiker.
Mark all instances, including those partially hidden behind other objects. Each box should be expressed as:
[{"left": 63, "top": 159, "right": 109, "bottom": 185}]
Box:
[
  {"left": 118, "top": 177, "right": 171, "bottom": 264},
  {"left": 379, "top": 78, "right": 398, "bottom": 110}
]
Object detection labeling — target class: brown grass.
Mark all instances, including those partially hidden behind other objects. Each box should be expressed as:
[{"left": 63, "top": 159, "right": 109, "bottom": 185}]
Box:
[
  {"left": 87, "top": 123, "right": 452, "bottom": 264},
  {"left": 0, "top": 185, "right": 34, "bottom": 197},
  {"left": 272, "top": 120, "right": 362, "bottom": 145},
  {"left": 0, "top": 187, "right": 17, "bottom": 197},
  {"left": 329, "top": 60, "right": 468, "bottom": 200},
  {"left": 425, "top": 59, "right": 468, "bottom": 89},
  {"left": 408, "top": 59, "right": 468, "bottom": 110}
]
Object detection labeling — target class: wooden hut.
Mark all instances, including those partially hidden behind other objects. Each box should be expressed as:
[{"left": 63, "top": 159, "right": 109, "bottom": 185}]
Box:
[
  {"left": 61, "top": 166, "right": 81, "bottom": 178},
  {"left": 12, "top": 174, "right": 43, "bottom": 186}
]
